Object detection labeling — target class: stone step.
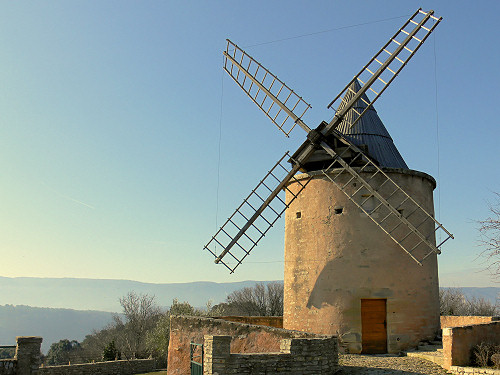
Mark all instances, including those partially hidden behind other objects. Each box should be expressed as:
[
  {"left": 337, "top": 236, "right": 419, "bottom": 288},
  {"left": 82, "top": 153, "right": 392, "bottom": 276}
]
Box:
[
  {"left": 417, "top": 344, "right": 443, "bottom": 351},
  {"left": 407, "top": 351, "right": 444, "bottom": 366}
]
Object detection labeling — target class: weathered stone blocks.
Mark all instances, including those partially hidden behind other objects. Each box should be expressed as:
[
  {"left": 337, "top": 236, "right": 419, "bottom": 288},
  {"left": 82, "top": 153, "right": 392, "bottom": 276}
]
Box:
[
  {"left": 203, "top": 335, "right": 338, "bottom": 374},
  {"left": 167, "top": 315, "right": 335, "bottom": 375}
]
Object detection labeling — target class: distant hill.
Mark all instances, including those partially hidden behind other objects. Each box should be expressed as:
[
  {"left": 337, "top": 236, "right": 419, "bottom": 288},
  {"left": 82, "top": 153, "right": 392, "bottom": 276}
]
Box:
[
  {"left": 0, "top": 278, "right": 497, "bottom": 354},
  {"left": 442, "top": 287, "right": 499, "bottom": 305},
  {"left": 0, "top": 305, "right": 113, "bottom": 353},
  {"left": 0, "top": 277, "right": 277, "bottom": 312}
]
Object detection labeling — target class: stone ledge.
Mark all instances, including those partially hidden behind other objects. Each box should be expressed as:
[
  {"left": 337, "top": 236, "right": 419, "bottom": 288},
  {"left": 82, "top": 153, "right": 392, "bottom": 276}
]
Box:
[
  {"left": 449, "top": 366, "right": 500, "bottom": 375},
  {"left": 407, "top": 351, "right": 444, "bottom": 366}
]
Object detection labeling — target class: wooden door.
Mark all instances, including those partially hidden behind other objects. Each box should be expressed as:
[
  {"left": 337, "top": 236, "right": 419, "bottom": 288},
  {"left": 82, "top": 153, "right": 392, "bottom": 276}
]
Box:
[{"left": 361, "top": 299, "right": 387, "bottom": 354}]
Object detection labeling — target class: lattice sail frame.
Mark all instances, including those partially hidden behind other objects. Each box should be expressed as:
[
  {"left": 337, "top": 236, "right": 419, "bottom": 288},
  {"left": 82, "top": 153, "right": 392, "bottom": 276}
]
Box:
[
  {"left": 203, "top": 152, "right": 312, "bottom": 273},
  {"left": 318, "top": 131, "right": 453, "bottom": 265},
  {"left": 205, "top": 8, "right": 453, "bottom": 272},
  {"left": 223, "top": 39, "right": 312, "bottom": 136},
  {"left": 327, "top": 9, "right": 442, "bottom": 131}
]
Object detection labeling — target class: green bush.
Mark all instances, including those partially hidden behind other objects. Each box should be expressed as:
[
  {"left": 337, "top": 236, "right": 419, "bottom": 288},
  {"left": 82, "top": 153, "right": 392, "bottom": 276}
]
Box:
[{"left": 102, "top": 340, "right": 120, "bottom": 361}]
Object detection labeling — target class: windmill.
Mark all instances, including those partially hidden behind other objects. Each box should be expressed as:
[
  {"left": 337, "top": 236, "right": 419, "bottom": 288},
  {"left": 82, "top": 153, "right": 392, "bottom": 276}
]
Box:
[{"left": 204, "top": 9, "right": 453, "bottom": 353}]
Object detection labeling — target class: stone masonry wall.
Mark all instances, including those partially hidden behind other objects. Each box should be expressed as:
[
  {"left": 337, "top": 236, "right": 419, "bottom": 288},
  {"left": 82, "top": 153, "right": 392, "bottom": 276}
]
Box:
[
  {"left": 0, "top": 360, "right": 16, "bottom": 375},
  {"left": 0, "top": 336, "right": 153, "bottom": 375},
  {"left": 167, "top": 315, "right": 335, "bottom": 375},
  {"left": 213, "top": 316, "right": 283, "bottom": 328},
  {"left": 38, "top": 359, "right": 155, "bottom": 375},
  {"left": 0, "top": 337, "right": 42, "bottom": 375},
  {"left": 441, "top": 316, "right": 499, "bottom": 329},
  {"left": 204, "top": 335, "right": 338, "bottom": 375},
  {"left": 284, "top": 169, "right": 440, "bottom": 354},
  {"left": 443, "top": 321, "right": 500, "bottom": 369}
]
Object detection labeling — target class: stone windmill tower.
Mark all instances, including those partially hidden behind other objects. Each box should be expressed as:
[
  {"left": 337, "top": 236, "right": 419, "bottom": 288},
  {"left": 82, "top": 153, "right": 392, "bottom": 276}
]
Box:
[
  {"left": 283, "top": 81, "right": 442, "bottom": 353},
  {"left": 204, "top": 9, "right": 453, "bottom": 354}
]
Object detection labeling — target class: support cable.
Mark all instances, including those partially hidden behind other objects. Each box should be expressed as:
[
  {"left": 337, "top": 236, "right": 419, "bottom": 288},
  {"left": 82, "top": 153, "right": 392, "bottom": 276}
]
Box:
[
  {"left": 215, "top": 58, "right": 225, "bottom": 255},
  {"left": 433, "top": 29, "right": 442, "bottom": 246},
  {"left": 243, "top": 14, "right": 410, "bottom": 48}
]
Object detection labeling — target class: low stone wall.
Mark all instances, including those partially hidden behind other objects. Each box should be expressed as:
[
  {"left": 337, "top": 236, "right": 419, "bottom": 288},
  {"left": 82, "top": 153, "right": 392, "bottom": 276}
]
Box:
[
  {"left": 16, "top": 337, "right": 43, "bottom": 375},
  {"left": 0, "top": 337, "right": 42, "bottom": 375},
  {"left": 0, "top": 360, "right": 16, "bottom": 375},
  {"left": 441, "top": 316, "right": 500, "bottom": 329},
  {"left": 443, "top": 321, "right": 500, "bottom": 369},
  {"left": 38, "top": 359, "right": 155, "bottom": 375},
  {"left": 449, "top": 365, "right": 500, "bottom": 375},
  {"left": 0, "top": 336, "right": 153, "bottom": 375},
  {"left": 204, "top": 335, "right": 338, "bottom": 375},
  {"left": 214, "top": 316, "right": 283, "bottom": 328},
  {"left": 167, "top": 315, "right": 335, "bottom": 375}
]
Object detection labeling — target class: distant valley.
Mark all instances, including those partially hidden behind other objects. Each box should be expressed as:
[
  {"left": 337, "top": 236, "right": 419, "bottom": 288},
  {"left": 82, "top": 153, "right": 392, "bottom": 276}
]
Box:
[
  {"left": 0, "top": 305, "right": 113, "bottom": 353},
  {"left": 0, "top": 276, "right": 273, "bottom": 312},
  {"left": 0, "top": 277, "right": 497, "bottom": 353}
]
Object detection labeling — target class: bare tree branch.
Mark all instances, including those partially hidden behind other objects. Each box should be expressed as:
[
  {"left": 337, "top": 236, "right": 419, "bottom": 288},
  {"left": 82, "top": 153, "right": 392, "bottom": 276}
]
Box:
[
  {"left": 224, "top": 281, "right": 284, "bottom": 316},
  {"left": 478, "top": 192, "right": 500, "bottom": 281}
]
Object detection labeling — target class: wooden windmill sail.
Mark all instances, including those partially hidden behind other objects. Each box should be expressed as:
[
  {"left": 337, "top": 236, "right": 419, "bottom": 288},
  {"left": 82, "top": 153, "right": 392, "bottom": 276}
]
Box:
[{"left": 204, "top": 9, "right": 453, "bottom": 273}]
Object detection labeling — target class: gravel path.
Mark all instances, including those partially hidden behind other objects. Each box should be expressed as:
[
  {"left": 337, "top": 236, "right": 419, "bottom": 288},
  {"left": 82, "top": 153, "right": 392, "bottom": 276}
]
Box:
[{"left": 339, "top": 354, "right": 451, "bottom": 374}]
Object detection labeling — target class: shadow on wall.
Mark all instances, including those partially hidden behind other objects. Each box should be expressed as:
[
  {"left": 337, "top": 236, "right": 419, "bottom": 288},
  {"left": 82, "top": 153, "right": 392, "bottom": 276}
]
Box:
[
  {"left": 306, "top": 256, "right": 395, "bottom": 310},
  {"left": 307, "top": 260, "right": 351, "bottom": 310}
]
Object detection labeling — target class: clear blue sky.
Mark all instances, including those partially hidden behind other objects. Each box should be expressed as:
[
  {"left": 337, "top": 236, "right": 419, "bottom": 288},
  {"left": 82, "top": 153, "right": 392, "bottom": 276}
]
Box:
[{"left": 0, "top": 1, "right": 498, "bottom": 286}]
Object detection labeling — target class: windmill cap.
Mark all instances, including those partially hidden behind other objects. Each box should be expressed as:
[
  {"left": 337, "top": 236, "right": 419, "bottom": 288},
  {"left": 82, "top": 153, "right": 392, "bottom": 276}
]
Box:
[{"left": 335, "top": 80, "right": 408, "bottom": 169}]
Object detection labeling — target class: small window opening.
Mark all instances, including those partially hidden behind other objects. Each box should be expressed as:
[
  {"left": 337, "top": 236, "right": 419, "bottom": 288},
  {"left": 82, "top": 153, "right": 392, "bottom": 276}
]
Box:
[
  {"left": 296, "top": 212, "right": 302, "bottom": 219},
  {"left": 334, "top": 208, "right": 343, "bottom": 215}
]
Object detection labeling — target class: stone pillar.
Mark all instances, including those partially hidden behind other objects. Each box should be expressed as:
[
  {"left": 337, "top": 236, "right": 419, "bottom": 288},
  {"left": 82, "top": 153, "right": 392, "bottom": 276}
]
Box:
[
  {"left": 15, "top": 337, "right": 42, "bottom": 375},
  {"left": 442, "top": 327, "right": 452, "bottom": 369},
  {"left": 203, "top": 335, "right": 231, "bottom": 375}
]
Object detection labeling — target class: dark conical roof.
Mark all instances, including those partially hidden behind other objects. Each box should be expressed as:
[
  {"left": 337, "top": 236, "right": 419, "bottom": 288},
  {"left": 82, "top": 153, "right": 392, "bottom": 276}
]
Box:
[{"left": 335, "top": 80, "right": 408, "bottom": 169}]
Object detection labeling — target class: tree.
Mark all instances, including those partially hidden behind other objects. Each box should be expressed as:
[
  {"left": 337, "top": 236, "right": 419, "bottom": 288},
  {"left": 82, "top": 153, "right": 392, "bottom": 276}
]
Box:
[
  {"left": 102, "top": 340, "right": 120, "bottom": 361},
  {"left": 439, "top": 288, "right": 498, "bottom": 316},
  {"left": 113, "top": 291, "right": 162, "bottom": 359},
  {"left": 478, "top": 192, "right": 500, "bottom": 280},
  {"left": 80, "top": 292, "right": 162, "bottom": 362},
  {"left": 223, "top": 281, "right": 284, "bottom": 316},
  {"left": 440, "top": 288, "right": 467, "bottom": 316},
  {"left": 81, "top": 325, "right": 123, "bottom": 362},
  {"left": 44, "top": 339, "right": 82, "bottom": 365},
  {"left": 145, "top": 298, "right": 209, "bottom": 368}
]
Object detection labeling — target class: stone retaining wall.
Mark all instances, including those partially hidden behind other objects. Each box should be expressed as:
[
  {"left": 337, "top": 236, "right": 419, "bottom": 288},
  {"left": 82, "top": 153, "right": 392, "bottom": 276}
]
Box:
[
  {"left": 204, "top": 335, "right": 338, "bottom": 375},
  {"left": 441, "top": 316, "right": 500, "bottom": 329},
  {"left": 449, "top": 365, "right": 500, "bottom": 375},
  {"left": 443, "top": 321, "right": 500, "bottom": 369},
  {"left": 38, "top": 359, "right": 155, "bottom": 375},
  {"left": 167, "top": 315, "right": 335, "bottom": 375}
]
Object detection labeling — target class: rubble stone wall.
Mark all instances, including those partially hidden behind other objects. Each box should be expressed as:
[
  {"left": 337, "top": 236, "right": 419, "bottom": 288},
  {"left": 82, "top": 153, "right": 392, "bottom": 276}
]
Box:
[
  {"left": 38, "top": 359, "right": 155, "bottom": 375},
  {"left": 443, "top": 321, "right": 500, "bottom": 369},
  {"left": 0, "top": 360, "right": 16, "bottom": 375},
  {"left": 167, "top": 315, "right": 334, "bottom": 375},
  {"left": 204, "top": 335, "right": 338, "bottom": 375},
  {"left": 213, "top": 316, "right": 283, "bottom": 328},
  {"left": 0, "top": 336, "right": 153, "bottom": 375}
]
